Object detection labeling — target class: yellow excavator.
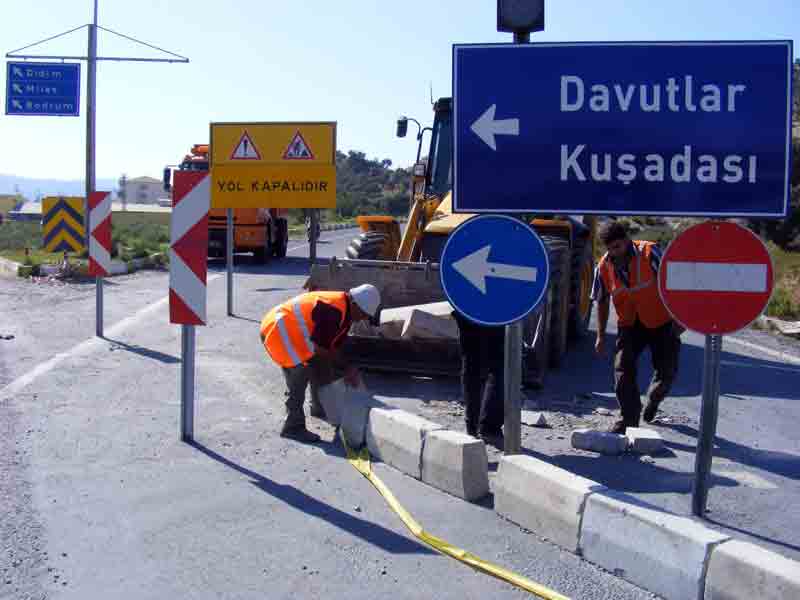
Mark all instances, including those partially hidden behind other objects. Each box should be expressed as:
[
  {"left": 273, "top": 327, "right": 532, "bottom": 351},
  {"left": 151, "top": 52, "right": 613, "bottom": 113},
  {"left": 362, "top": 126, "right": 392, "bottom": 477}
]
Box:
[{"left": 306, "top": 97, "right": 596, "bottom": 388}]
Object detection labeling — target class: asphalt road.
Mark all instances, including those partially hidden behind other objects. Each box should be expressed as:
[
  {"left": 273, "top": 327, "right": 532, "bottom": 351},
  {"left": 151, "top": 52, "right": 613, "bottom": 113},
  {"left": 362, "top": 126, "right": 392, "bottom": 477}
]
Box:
[{"left": 0, "top": 229, "right": 654, "bottom": 600}]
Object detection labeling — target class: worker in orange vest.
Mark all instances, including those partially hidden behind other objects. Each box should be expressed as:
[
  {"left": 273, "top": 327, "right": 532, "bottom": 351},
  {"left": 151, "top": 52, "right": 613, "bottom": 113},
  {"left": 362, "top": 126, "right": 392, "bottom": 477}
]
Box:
[
  {"left": 592, "top": 221, "right": 683, "bottom": 434},
  {"left": 260, "top": 284, "right": 381, "bottom": 443}
]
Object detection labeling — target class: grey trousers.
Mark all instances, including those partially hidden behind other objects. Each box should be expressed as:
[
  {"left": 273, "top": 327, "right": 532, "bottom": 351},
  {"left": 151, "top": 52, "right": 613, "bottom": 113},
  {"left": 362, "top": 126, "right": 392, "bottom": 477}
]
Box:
[
  {"left": 614, "top": 320, "right": 681, "bottom": 425},
  {"left": 281, "top": 355, "right": 336, "bottom": 430}
]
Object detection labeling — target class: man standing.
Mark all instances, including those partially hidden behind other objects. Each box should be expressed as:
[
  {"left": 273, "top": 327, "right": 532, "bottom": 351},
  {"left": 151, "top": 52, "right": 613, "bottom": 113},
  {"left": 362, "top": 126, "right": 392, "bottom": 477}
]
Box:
[
  {"left": 260, "top": 284, "right": 381, "bottom": 443},
  {"left": 592, "top": 221, "right": 682, "bottom": 433},
  {"left": 453, "top": 311, "right": 505, "bottom": 447}
]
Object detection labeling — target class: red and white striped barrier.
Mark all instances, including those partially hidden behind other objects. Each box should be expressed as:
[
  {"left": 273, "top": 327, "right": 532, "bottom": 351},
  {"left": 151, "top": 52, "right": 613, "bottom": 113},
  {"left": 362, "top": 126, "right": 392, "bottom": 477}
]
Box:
[
  {"left": 88, "top": 191, "right": 112, "bottom": 277},
  {"left": 170, "top": 172, "right": 210, "bottom": 325}
]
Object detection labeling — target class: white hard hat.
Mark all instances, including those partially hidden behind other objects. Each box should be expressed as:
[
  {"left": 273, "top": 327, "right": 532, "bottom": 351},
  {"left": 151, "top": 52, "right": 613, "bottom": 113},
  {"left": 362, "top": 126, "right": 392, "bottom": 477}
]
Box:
[{"left": 349, "top": 284, "right": 381, "bottom": 318}]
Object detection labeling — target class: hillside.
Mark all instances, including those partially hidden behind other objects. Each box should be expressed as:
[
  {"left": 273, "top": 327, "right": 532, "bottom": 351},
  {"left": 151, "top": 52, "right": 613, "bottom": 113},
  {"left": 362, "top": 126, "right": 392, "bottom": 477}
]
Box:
[
  {"left": 0, "top": 174, "right": 119, "bottom": 201},
  {"left": 333, "top": 150, "right": 412, "bottom": 218}
]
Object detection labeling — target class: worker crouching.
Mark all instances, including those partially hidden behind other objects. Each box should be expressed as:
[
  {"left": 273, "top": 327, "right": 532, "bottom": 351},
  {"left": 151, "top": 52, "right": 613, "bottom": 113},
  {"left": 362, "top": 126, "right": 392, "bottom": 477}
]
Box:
[{"left": 260, "top": 284, "right": 381, "bottom": 443}]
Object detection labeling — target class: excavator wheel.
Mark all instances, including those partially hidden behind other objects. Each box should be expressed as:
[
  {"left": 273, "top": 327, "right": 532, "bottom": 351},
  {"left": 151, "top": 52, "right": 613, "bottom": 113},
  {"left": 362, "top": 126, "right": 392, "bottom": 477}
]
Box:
[
  {"left": 346, "top": 232, "right": 388, "bottom": 260},
  {"left": 569, "top": 238, "right": 594, "bottom": 339},
  {"left": 541, "top": 235, "right": 572, "bottom": 368},
  {"left": 522, "top": 286, "right": 551, "bottom": 389}
]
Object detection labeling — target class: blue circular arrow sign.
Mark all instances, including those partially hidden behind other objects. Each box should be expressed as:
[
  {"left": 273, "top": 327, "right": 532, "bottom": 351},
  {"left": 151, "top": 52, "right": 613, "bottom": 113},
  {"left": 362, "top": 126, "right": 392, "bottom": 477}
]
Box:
[{"left": 440, "top": 215, "right": 550, "bottom": 326}]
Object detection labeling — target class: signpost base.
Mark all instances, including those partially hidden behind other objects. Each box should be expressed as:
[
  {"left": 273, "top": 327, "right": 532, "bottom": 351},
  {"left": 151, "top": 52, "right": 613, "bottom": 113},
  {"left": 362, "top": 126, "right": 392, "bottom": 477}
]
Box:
[
  {"left": 181, "top": 324, "right": 196, "bottom": 441},
  {"left": 691, "top": 334, "right": 722, "bottom": 516}
]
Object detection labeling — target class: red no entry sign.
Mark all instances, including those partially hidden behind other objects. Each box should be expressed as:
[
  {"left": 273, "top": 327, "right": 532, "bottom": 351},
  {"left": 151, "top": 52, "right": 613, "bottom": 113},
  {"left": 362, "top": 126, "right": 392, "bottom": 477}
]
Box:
[{"left": 659, "top": 221, "right": 774, "bottom": 335}]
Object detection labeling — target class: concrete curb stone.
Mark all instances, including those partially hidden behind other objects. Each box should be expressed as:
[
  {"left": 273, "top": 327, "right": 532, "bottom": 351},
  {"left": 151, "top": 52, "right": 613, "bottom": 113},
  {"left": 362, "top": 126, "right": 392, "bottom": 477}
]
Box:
[
  {"left": 421, "top": 430, "right": 489, "bottom": 501},
  {"left": 580, "top": 489, "right": 729, "bottom": 600},
  {"left": 571, "top": 428, "right": 628, "bottom": 455},
  {"left": 495, "top": 454, "right": 605, "bottom": 552},
  {"left": 625, "top": 427, "right": 665, "bottom": 454},
  {"left": 704, "top": 539, "right": 800, "bottom": 600},
  {"left": 366, "top": 408, "right": 443, "bottom": 479},
  {"left": 317, "top": 380, "right": 377, "bottom": 448}
]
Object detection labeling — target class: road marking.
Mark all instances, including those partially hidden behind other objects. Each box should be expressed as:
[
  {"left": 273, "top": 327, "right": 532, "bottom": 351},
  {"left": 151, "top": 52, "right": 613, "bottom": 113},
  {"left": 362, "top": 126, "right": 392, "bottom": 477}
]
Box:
[
  {"left": 0, "top": 274, "right": 223, "bottom": 399},
  {"left": 286, "top": 229, "right": 357, "bottom": 253},
  {"left": 725, "top": 335, "right": 800, "bottom": 366},
  {"left": 720, "top": 359, "right": 800, "bottom": 373},
  {"left": 715, "top": 469, "right": 778, "bottom": 490}
]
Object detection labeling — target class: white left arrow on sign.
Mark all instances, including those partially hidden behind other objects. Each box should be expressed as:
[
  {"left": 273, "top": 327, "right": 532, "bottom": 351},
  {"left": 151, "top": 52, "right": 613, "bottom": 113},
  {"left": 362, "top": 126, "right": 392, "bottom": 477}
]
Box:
[
  {"left": 452, "top": 245, "right": 537, "bottom": 294},
  {"left": 11, "top": 100, "right": 23, "bottom": 110},
  {"left": 12, "top": 66, "right": 23, "bottom": 78},
  {"left": 470, "top": 104, "right": 519, "bottom": 151},
  {"left": 12, "top": 83, "right": 23, "bottom": 94}
]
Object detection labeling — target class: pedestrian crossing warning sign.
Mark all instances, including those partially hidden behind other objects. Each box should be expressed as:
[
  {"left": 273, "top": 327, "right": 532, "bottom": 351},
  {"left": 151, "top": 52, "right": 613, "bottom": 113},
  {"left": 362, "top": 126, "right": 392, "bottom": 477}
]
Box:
[
  {"left": 283, "top": 131, "right": 314, "bottom": 160},
  {"left": 230, "top": 130, "right": 261, "bottom": 160}
]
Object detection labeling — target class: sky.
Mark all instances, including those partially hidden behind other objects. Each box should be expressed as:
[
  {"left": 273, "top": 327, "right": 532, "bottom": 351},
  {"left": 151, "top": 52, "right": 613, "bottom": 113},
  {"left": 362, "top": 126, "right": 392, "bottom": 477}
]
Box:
[{"left": 0, "top": 0, "right": 798, "bottom": 182}]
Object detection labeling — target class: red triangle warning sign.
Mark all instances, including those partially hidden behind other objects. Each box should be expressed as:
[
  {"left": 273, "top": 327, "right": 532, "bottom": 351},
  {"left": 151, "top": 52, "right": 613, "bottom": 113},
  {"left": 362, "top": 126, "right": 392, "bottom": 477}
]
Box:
[
  {"left": 283, "top": 131, "right": 314, "bottom": 160},
  {"left": 230, "top": 130, "right": 261, "bottom": 160}
]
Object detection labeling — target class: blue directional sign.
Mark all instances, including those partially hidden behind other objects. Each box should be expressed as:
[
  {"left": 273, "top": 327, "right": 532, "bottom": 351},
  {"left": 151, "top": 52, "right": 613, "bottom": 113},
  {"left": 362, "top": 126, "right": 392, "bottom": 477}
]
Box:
[
  {"left": 453, "top": 41, "right": 793, "bottom": 218},
  {"left": 440, "top": 215, "right": 549, "bottom": 326},
  {"left": 6, "top": 61, "right": 81, "bottom": 117}
]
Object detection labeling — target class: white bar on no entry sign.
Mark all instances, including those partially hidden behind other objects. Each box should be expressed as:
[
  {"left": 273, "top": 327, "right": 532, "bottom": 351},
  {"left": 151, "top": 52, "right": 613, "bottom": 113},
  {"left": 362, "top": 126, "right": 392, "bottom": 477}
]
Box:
[{"left": 666, "top": 262, "right": 768, "bottom": 293}]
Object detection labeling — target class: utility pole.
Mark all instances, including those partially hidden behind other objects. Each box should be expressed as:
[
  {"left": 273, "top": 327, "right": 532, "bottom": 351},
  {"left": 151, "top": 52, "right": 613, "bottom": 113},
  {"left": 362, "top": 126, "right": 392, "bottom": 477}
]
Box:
[{"left": 88, "top": 0, "right": 101, "bottom": 336}]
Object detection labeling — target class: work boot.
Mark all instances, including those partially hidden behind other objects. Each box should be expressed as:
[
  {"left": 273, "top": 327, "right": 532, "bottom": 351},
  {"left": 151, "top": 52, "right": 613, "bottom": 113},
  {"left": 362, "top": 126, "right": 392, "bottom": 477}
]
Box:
[
  {"left": 479, "top": 429, "right": 505, "bottom": 449},
  {"left": 607, "top": 420, "right": 629, "bottom": 435},
  {"left": 643, "top": 399, "right": 662, "bottom": 423},
  {"left": 280, "top": 425, "right": 321, "bottom": 444}
]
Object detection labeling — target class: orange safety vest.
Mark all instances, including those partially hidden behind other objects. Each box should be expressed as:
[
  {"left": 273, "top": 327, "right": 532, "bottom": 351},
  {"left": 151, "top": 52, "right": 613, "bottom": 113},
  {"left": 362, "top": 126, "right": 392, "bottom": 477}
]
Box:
[
  {"left": 599, "top": 240, "right": 671, "bottom": 329},
  {"left": 260, "top": 291, "right": 350, "bottom": 368}
]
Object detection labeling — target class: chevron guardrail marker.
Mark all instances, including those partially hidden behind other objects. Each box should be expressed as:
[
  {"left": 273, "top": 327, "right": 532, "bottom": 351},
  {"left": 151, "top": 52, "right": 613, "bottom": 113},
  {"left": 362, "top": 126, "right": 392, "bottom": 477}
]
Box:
[
  {"left": 88, "top": 191, "right": 112, "bottom": 276},
  {"left": 170, "top": 172, "right": 210, "bottom": 325},
  {"left": 42, "top": 196, "right": 85, "bottom": 253}
]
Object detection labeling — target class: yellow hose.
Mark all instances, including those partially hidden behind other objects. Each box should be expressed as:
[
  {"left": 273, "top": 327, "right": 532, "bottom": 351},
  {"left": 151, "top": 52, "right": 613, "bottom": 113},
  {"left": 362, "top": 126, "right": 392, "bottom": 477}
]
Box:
[{"left": 342, "top": 435, "right": 571, "bottom": 600}]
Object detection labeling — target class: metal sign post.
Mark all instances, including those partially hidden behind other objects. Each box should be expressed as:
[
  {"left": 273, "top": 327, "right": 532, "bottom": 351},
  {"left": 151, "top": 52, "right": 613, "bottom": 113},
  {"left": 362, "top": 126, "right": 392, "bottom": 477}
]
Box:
[
  {"left": 692, "top": 334, "right": 722, "bottom": 515},
  {"left": 180, "top": 325, "right": 196, "bottom": 441},
  {"left": 503, "top": 320, "right": 522, "bottom": 454},
  {"left": 310, "top": 209, "right": 318, "bottom": 262},
  {"left": 502, "top": 21, "right": 531, "bottom": 456},
  {"left": 6, "top": 0, "right": 189, "bottom": 338},
  {"left": 226, "top": 208, "right": 234, "bottom": 316}
]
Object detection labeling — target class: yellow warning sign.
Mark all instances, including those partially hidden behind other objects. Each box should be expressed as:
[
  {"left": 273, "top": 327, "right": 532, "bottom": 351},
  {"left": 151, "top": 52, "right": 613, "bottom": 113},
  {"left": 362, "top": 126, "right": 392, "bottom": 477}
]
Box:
[
  {"left": 210, "top": 121, "right": 336, "bottom": 208},
  {"left": 211, "top": 164, "right": 336, "bottom": 209},
  {"left": 210, "top": 122, "right": 335, "bottom": 166}
]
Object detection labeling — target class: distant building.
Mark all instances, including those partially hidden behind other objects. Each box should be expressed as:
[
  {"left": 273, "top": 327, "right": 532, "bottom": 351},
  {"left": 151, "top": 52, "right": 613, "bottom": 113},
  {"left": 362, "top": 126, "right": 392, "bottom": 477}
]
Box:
[
  {"left": 120, "top": 176, "right": 163, "bottom": 205},
  {"left": 0, "top": 193, "right": 22, "bottom": 216}
]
